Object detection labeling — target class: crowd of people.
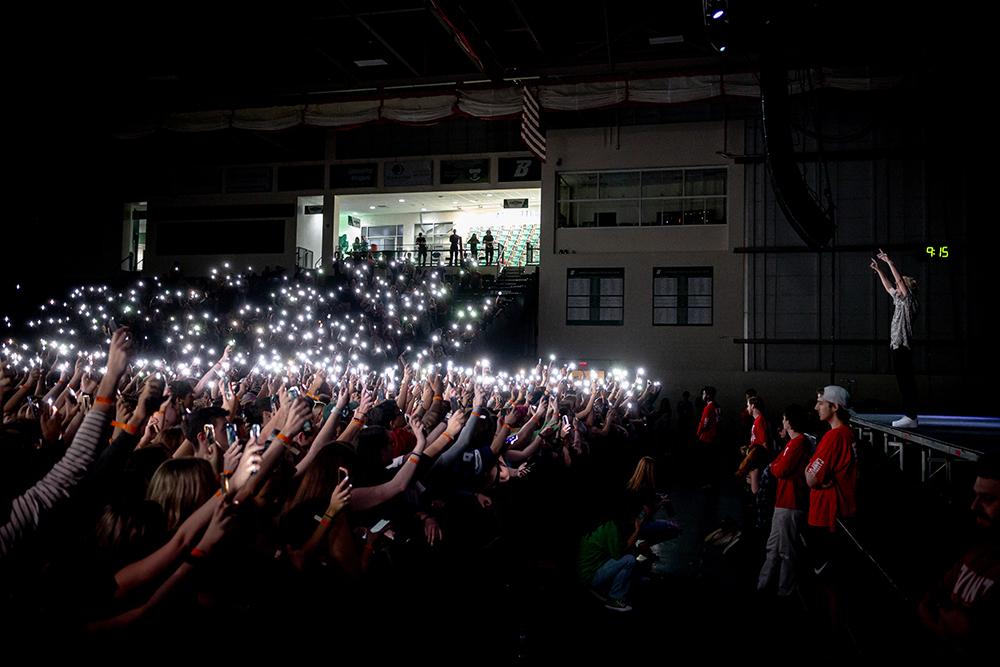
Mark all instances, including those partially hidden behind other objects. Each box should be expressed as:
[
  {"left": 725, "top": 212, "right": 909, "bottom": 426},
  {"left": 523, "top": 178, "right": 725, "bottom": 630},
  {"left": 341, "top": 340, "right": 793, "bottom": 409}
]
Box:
[{"left": 0, "top": 256, "right": 993, "bottom": 658}]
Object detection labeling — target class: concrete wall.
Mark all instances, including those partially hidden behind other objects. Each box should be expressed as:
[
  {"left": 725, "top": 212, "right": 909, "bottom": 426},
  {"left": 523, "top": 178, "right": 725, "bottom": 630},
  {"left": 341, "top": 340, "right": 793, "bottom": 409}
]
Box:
[{"left": 536, "top": 122, "right": 757, "bottom": 404}]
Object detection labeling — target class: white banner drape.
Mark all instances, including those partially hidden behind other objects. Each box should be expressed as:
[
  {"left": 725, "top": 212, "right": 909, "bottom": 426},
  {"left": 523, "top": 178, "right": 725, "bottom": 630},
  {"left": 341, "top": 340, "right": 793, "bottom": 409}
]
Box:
[{"left": 128, "top": 71, "right": 900, "bottom": 135}]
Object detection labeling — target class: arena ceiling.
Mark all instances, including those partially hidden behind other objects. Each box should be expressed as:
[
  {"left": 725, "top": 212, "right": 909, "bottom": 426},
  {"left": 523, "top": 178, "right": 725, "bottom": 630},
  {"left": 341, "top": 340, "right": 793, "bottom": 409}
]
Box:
[{"left": 13, "top": 0, "right": 958, "bottom": 118}]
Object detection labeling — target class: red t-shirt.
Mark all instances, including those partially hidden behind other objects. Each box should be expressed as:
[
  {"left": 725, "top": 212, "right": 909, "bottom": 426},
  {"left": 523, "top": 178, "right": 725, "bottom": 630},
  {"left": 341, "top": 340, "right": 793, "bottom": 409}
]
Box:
[
  {"left": 770, "top": 434, "right": 810, "bottom": 511},
  {"left": 697, "top": 401, "right": 720, "bottom": 444},
  {"left": 750, "top": 414, "right": 768, "bottom": 448},
  {"left": 805, "top": 425, "right": 857, "bottom": 529}
]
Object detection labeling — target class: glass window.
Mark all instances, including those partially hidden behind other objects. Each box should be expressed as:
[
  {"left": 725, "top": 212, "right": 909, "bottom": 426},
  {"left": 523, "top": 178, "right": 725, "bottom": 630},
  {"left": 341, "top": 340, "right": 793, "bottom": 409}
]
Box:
[
  {"left": 566, "top": 268, "right": 624, "bottom": 325},
  {"left": 653, "top": 267, "right": 713, "bottom": 326},
  {"left": 559, "top": 172, "right": 598, "bottom": 200},
  {"left": 641, "top": 170, "right": 683, "bottom": 198},
  {"left": 685, "top": 168, "right": 727, "bottom": 196},
  {"left": 558, "top": 167, "right": 726, "bottom": 228},
  {"left": 363, "top": 224, "right": 403, "bottom": 251},
  {"left": 599, "top": 172, "right": 640, "bottom": 199}
]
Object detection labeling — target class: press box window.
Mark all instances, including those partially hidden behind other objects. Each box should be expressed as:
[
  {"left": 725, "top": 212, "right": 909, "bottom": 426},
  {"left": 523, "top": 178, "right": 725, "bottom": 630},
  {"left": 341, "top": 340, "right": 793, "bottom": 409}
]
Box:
[
  {"left": 567, "top": 268, "right": 624, "bottom": 325},
  {"left": 653, "top": 267, "right": 713, "bottom": 325}
]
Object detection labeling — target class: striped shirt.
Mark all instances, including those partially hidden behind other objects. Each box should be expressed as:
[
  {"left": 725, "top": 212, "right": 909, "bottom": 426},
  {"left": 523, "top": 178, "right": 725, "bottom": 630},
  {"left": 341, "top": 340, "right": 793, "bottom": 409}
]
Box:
[{"left": 0, "top": 408, "right": 109, "bottom": 558}]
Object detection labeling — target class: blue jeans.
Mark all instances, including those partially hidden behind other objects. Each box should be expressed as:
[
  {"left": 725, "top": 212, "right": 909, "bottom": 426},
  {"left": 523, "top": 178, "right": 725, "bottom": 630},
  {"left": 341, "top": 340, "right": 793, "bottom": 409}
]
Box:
[{"left": 591, "top": 554, "right": 636, "bottom": 601}]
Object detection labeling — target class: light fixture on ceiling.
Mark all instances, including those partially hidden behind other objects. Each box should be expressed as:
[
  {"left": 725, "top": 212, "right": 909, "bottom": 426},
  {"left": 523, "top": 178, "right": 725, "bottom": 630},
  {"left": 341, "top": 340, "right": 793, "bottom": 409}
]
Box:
[
  {"left": 354, "top": 58, "right": 388, "bottom": 67},
  {"left": 398, "top": 198, "right": 406, "bottom": 203},
  {"left": 648, "top": 35, "right": 684, "bottom": 45},
  {"left": 704, "top": 0, "right": 727, "bottom": 22},
  {"left": 703, "top": 0, "right": 730, "bottom": 53},
  {"left": 369, "top": 205, "right": 376, "bottom": 210}
]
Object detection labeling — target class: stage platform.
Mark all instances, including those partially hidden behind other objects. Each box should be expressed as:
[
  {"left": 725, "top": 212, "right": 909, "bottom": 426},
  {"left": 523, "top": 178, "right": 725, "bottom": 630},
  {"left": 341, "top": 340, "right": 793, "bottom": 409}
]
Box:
[{"left": 851, "top": 413, "right": 999, "bottom": 481}]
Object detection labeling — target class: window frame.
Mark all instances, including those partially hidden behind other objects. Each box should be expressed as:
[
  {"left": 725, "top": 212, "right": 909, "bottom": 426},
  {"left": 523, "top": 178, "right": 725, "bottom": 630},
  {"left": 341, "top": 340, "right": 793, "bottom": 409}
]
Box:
[
  {"left": 652, "top": 267, "right": 714, "bottom": 326},
  {"left": 566, "top": 268, "right": 625, "bottom": 326},
  {"left": 557, "top": 166, "right": 727, "bottom": 228}
]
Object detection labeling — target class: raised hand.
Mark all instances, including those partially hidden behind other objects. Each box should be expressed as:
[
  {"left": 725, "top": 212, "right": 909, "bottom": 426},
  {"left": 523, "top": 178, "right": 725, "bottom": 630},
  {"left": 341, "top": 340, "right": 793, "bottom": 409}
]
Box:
[
  {"left": 406, "top": 412, "right": 427, "bottom": 448},
  {"left": 105, "top": 327, "right": 135, "bottom": 379},
  {"left": 218, "top": 344, "right": 233, "bottom": 368},
  {"left": 446, "top": 407, "right": 467, "bottom": 433},
  {"left": 282, "top": 398, "right": 312, "bottom": 438},
  {"left": 39, "top": 405, "right": 65, "bottom": 444},
  {"left": 115, "top": 396, "right": 133, "bottom": 424},
  {"left": 223, "top": 439, "right": 244, "bottom": 477},
  {"left": 328, "top": 477, "right": 352, "bottom": 515},
  {"left": 196, "top": 496, "right": 239, "bottom": 554}
]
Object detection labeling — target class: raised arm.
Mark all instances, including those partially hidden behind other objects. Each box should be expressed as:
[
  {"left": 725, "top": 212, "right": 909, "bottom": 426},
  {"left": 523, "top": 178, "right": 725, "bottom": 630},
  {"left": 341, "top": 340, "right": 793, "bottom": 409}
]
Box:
[
  {"left": 1, "top": 328, "right": 132, "bottom": 559},
  {"left": 870, "top": 257, "right": 894, "bottom": 295},
  {"left": 351, "top": 416, "right": 427, "bottom": 512},
  {"left": 192, "top": 345, "right": 231, "bottom": 398},
  {"left": 876, "top": 249, "right": 908, "bottom": 298}
]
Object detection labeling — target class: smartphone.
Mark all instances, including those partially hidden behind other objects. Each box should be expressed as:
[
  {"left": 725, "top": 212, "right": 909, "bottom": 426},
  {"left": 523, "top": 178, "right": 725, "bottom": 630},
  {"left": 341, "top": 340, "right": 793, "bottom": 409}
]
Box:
[
  {"left": 561, "top": 415, "right": 570, "bottom": 428},
  {"left": 287, "top": 386, "right": 300, "bottom": 400},
  {"left": 80, "top": 394, "right": 92, "bottom": 411},
  {"left": 250, "top": 423, "right": 261, "bottom": 441},
  {"left": 505, "top": 433, "right": 518, "bottom": 446},
  {"left": 225, "top": 423, "right": 238, "bottom": 444},
  {"left": 370, "top": 518, "right": 390, "bottom": 534},
  {"left": 203, "top": 424, "right": 216, "bottom": 444}
]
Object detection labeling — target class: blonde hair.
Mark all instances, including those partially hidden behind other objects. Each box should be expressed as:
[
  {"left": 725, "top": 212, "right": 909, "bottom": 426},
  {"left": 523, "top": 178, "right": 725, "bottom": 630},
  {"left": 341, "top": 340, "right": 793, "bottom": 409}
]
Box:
[
  {"left": 146, "top": 458, "right": 216, "bottom": 532},
  {"left": 626, "top": 456, "right": 657, "bottom": 494},
  {"left": 902, "top": 276, "right": 918, "bottom": 291}
]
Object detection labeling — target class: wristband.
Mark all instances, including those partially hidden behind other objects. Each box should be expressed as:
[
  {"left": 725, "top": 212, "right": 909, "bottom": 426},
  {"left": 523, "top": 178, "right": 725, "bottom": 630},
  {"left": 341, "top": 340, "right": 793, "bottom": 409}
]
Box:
[
  {"left": 276, "top": 432, "right": 301, "bottom": 455},
  {"left": 185, "top": 547, "right": 207, "bottom": 564},
  {"left": 111, "top": 420, "right": 139, "bottom": 435},
  {"left": 440, "top": 432, "right": 453, "bottom": 443},
  {"left": 408, "top": 454, "right": 421, "bottom": 465},
  {"left": 94, "top": 395, "right": 115, "bottom": 406}
]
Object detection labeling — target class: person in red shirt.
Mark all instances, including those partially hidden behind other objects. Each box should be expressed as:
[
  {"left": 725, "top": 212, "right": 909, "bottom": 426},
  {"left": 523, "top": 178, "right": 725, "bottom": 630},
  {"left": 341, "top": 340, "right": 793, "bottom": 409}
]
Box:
[
  {"left": 758, "top": 404, "right": 812, "bottom": 596},
  {"left": 918, "top": 452, "right": 1000, "bottom": 655},
  {"left": 806, "top": 386, "right": 857, "bottom": 535},
  {"left": 805, "top": 385, "right": 858, "bottom": 634},
  {"left": 736, "top": 396, "right": 769, "bottom": 493},
  {"left": 696, "top": 386, "right": 721, "bottom": 486}
]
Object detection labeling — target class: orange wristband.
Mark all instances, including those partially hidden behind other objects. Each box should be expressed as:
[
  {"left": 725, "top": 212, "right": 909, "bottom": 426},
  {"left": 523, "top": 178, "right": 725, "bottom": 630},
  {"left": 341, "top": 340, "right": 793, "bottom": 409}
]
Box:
[
  {"left": 408, "top": 454, "right": 421, "bottom": 465},
  {"left": 94, "top": 395, "right": 114, "bottom": 405},
  {"left": 111, "top": 421, "right": 139, "bottom": 435},
  {"left": 441, "top": 432, "right": 453, "bottom": 443},
  {"left": 276, "top": 433, "right": 290, "bottom": 444},
  {"left": 433, "top": 395, "right": 443, "bottom": 401}
]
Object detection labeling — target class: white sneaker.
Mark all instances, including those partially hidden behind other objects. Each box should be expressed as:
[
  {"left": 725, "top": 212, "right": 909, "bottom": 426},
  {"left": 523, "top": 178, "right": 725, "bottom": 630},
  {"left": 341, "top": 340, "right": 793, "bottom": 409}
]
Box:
[{"left": 891, "top": 416, "right": 919, "bottom": 428}]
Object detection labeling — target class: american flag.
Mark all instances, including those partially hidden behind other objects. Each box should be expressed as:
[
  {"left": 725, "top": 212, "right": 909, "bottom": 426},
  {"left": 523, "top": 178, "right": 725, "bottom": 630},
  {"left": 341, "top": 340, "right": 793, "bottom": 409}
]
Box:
[{"left": 520, "top": 86, "right": 546, "bottom": 162}]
